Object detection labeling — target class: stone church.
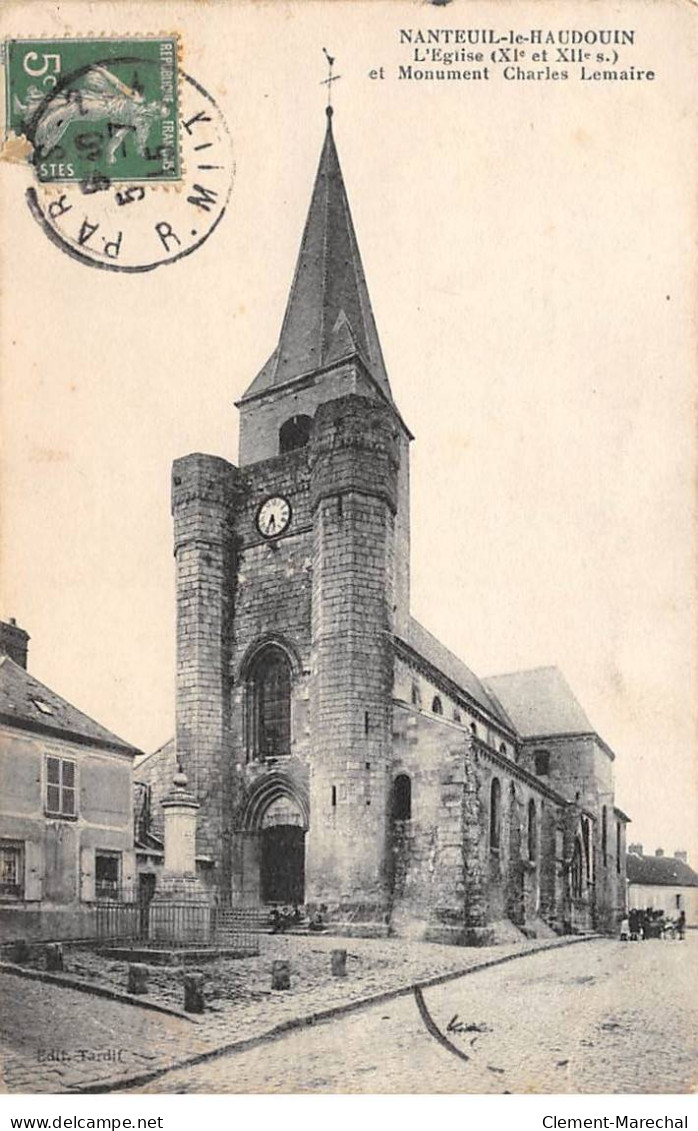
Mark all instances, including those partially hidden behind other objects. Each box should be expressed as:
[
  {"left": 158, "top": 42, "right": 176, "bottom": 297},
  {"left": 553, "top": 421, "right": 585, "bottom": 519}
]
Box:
[{"left": 138, "top": 106, "right": 629, "bottom": 944}]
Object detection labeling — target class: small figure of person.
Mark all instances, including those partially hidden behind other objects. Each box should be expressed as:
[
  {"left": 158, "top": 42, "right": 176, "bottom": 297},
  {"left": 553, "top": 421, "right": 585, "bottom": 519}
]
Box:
[
  {"left": 620, "top": 916, "right": 630, "bottom": 941},
  {"left": 677, "top": 909, "right": 686, "bottom": 941},
  {"left": 308, "top": 909, "right": 326, "bottom": 933}
]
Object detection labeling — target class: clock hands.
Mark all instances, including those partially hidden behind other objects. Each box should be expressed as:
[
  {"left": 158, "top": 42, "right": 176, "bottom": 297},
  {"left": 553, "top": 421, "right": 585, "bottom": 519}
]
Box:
[{"left": 257, "top": 496, "right": 291, "bottom": 539}]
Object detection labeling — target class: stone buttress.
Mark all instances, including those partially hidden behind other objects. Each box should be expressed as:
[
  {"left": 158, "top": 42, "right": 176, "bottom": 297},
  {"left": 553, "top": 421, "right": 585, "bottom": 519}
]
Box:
[{"left": 305, "top": 395, "right": 400, "bottom": 927}]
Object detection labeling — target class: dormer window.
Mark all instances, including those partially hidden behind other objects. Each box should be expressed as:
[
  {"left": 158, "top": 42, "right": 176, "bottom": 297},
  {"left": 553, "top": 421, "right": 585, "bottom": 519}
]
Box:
[{"left": 31, "top": 698, "right": 55, "bottom": 715}]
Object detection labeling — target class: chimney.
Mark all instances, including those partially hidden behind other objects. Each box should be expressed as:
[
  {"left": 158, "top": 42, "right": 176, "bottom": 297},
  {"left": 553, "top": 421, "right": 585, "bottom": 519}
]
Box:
[
  {"left": 0, "top": 619, "right": 29, "bottom": 669},
  {"left": 655, "top": 848, "right": 664, "bottom": 857},
  {"left": 628, "top": 843, "right": 644, "bottom": 856},
  {"left": 674, "top": 850, "right": 688, "bottom": 863}
]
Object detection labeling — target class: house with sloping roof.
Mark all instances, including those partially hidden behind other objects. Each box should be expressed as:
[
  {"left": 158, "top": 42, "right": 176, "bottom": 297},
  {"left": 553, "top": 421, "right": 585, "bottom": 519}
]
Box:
[
  {"left": 627, "top": 847, "right": 698, "bottom": 928},
  {"left": 0, "top": 618, "right": 141, "bottom": 940}
]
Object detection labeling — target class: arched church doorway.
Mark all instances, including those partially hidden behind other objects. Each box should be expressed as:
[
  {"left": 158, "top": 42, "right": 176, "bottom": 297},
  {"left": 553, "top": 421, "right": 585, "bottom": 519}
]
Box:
[
  {"left": 237, "top": 784, "right": 309, "bottom": 906},
  {"left": 261, "top": 825, "right": 305, "bottom": 903},
  {"left": 260, "top": 796, "right": 306, "bottom": 903}
]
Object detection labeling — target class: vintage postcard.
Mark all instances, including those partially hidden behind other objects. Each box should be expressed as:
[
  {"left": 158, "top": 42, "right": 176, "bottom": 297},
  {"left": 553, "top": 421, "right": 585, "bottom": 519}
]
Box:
[{"left": 0, "top": 0, "right": 696, "bottom": 1098}]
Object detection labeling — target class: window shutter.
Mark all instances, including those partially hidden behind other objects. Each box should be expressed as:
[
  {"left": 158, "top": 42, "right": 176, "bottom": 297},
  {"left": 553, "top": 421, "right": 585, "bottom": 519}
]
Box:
[
  {"left": 80, "top": 845, "right": 95, "bottom": 902},
  {"left": 24, "top": 841, "right": 44, "bottom": 902},
  {"left": 122, "top": 850, "right": 136, "bottom": 900}
]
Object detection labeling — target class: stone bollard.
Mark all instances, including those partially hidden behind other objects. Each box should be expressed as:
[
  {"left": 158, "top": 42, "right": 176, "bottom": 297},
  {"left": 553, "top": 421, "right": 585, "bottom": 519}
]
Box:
[
  {"left": 127, "top": 962, "right": 149, "bottom": 996},
  {"left": 271, "top": 959, "right": 291, "bottom": 990},
  {"left": 45, "top": 943, "right": 64, "bottom": 972},
  {"left": 183, "top": 972, "right": 205, "bottom": 1014},
  {"left": 331, "top": 948, "right": 347, "bottom": 978}
]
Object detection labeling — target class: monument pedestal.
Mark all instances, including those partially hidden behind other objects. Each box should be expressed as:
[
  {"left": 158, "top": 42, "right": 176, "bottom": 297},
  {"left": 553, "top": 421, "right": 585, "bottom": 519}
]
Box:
[{"left": 149, "top": 769, "right": 213, "bottom": 944}]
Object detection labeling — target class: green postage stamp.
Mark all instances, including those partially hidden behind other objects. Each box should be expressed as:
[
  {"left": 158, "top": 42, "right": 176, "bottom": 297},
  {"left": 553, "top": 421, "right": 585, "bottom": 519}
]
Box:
[{"left": 5, "top": 37, "right": 180, "bottom": 183}]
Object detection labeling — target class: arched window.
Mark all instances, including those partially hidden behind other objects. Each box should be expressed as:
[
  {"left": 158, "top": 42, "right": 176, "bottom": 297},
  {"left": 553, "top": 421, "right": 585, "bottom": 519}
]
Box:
[
  {"left": 453, "top": 708, "right": 462, "bottom": 723},
  {"left": 279, "top": 415, "right": 312, "bottom": 454},
  {"left": 601, "top": 806, "right": 608, "bottom": 866},
  {"left": 534, "top": 750, "right": 550, "bottom": 777},
  {"left": 582, "top": 816, "right": 592, "bottom": 881},
  {"left": 527, "top": 798, "right": 537, "bottom": 860},
  {"left": 489, "top": 778, "right": 501, "bottom": 850},
  {"left": 248, "top": 646, "right": 292, "bottom": 760},
  {"left": 499, "top": 743, "right": 507, "bottom": 756},
  {"left": 431, "top": 695, "right": 443, "bottom": 715},
  {"left": 411, "top": 682, "right": 421, "bottom": 708},
  {"left": 571, "top": 838, "right": 584, "bottom": 898},
  {"left": 470, "top": 722, "right": 478, "bottom": 737},
  {"left": 392, "top": 774, "right": 412, "bottom": 821}
]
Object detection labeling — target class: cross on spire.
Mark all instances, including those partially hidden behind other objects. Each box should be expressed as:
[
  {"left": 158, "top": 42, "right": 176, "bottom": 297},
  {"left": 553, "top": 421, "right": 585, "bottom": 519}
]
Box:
[{"left": 320, "top": 48, "right": 341, "bottom": 110}]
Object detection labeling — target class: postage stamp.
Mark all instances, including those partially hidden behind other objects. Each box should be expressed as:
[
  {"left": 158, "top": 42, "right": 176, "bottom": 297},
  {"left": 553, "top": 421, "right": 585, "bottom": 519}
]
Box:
[
  {"left": 25, "top": 71, "right": 234, "bottom": 272},
  {"left": 5, "top": 37, "right": 180, "bottom": 183}
]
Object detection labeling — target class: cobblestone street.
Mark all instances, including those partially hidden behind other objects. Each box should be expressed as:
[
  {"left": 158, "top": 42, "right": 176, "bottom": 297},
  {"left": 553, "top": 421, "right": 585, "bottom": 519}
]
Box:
[
  {"left": 0, "top": 933, "right": 569, "bottom": 1093},
  {"left": 134, "top": 935, "right": 698, "bottom": 1094},
  {"left": 1, "top": 935, "right": 695, "bottom": 1093}
]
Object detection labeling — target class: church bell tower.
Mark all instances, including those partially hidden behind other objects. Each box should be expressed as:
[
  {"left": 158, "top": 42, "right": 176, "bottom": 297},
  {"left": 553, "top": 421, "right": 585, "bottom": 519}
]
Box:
[{"left": 172, "top": 104, "right": 411, "bottom": 925}]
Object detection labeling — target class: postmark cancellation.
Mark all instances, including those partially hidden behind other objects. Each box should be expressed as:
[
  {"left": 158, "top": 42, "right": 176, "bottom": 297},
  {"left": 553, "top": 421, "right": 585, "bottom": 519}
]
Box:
[{"left": 5, "top": 36, "right": 180, "bottom": 184}]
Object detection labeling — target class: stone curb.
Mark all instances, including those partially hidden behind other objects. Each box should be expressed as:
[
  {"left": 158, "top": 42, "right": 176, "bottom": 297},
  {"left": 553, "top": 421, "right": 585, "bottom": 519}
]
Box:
[
  {"left": 0, "top": 961, "right": 198, "bottom": 1024},
  {"left": 73, "top": 933, "right": 602, "bottom": 1094}
]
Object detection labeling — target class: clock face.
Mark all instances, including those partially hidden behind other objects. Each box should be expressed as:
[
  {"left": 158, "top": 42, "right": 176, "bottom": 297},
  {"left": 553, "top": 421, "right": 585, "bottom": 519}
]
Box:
[{"left": 256, "top": 496, "right": 292, "bottom": 539}]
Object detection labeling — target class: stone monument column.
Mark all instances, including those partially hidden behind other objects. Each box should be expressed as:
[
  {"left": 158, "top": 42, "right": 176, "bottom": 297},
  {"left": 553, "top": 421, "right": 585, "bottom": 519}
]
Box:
[
  {"left": 162, "top": 767, "right": 200, "bottom": 875},
  {"left": 149, "top": 768, "right": 214, "bottom": 943}
]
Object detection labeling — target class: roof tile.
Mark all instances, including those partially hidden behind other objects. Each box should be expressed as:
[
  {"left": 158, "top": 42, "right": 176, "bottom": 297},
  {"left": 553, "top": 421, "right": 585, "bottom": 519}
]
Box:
[
  {"left": 627, "top": 853, "right": 698, "bottom": 888},
  {"left": 0, "top": 656, "right": 139, "bottom": 755},
  {"left": 483, "top": 666, "right": 594, "bottom": 738}
]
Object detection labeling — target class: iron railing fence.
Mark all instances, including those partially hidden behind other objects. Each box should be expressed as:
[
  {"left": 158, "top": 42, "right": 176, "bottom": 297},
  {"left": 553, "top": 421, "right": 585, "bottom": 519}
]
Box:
[{"left": 94, "top": 900, "right": 261, "bottom": 954}]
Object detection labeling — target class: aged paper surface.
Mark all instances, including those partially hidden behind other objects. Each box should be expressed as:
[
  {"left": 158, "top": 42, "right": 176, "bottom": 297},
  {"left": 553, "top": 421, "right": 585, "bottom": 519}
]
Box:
[{"left": 0, "top": 0, "right": 696, "bottom": 1097}]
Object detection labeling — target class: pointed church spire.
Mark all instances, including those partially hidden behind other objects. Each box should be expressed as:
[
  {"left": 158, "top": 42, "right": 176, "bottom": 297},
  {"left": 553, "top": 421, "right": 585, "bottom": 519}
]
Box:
[{"left": 240, "top": 106, "right": 393, "bottom": 404}]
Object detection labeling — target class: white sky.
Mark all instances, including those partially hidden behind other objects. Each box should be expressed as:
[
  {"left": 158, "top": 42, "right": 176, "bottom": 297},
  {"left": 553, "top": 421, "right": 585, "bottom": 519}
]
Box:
[{"left": 1, "top": 0, "right": 696, "bottom": 864}]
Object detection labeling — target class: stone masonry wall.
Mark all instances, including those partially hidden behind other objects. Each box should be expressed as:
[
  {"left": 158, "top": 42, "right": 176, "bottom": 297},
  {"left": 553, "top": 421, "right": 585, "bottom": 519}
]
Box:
[
  {"left": 479, "top": 755, "right": 570, "bottom": 938},
  {"left": 225, "top": 447, "right": 315, "bottom": 901},
  {"left": 390, "top": 707, "right": 469, "bottom": 941},
  {"left": 391, "top": 701, "right": 570, "bottom": 942},
  {"left": 171, "top": 453, "right": 239, "bottom": 876},
  {"left": 238, "top": 361, "right": 378, "bottom": 467},
  {"left": 305, "top": 396, "right": 399, "bottom": 920},
  {"left": 393, "top": 655, "right": 516, "bottom": 759},
  {"left": 227, "top": 445, "right": 314, "bottom": 764},
  {"left": 520, "top": 735, "right": 621, "bottom": 932}
]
